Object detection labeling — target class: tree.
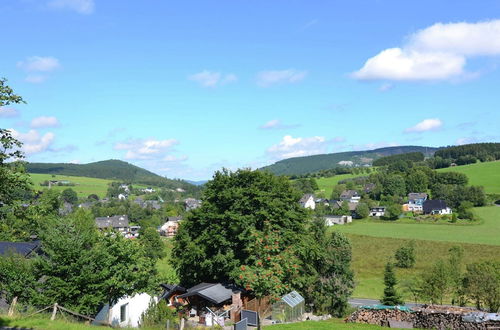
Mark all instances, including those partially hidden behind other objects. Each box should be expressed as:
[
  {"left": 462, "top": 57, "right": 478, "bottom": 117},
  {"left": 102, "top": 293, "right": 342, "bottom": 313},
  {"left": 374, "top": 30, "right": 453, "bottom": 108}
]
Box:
[
  {"left": 171, "top": 169, "right": 308, "bottom": 287},
  {"left": 331, "top": 184, "right": 347, "bottom": 200},
  {"left": 61, "top": 188, "right": 78, "bottom": 205},
  {"left": 381, "top": 261, "right": 404, "bottom": 306},
  {"left": 405, "top": 170, "right": 428, "bottom": 194},
  {"left": 420, "top": 260, "right": 450, "bottom": 305},
  {"left": 139, "top": 227, "right": 166, "bottom": 261},
  {"left": 383, "top": 203, "right": 402, "bottom": 220},
  {"left": 463, "top": 261, "right": 500, "bottom": 312},
  {"left": 355, "top": 203, "right": 369, "bottom": 219},
  {"left": 447, "top": 246, "right": 465, "bottom": 306},
  {"left": 382, "top": 174, "right": 406, "bottom": 197},
  {"left": 0, "top": 253, "right": 38, "bottom": 304},
  {"left": 141, "top": 299, "right": 178, "bottom": 328},
  {"left": 394, "top": 241, "right": 416, "bottom": 269}
]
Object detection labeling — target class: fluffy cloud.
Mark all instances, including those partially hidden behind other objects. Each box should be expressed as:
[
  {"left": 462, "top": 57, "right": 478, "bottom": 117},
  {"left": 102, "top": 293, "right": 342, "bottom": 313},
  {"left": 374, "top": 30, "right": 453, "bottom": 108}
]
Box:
[
  {"left": 17, "top": 56, "right": 60, "bottom": 72},
  {"left": 259, "top": 119, "right": 299, "bottom": 130},
  {"left": 30, "top": 116, "right": 60, "bottom": 128},
  {"left": 188, "top": 70, "right": 237, "bottom": 87},
  {"left": 267, "top": 135, "right": 327, "bottom": 159},
  {"left": 47, "top": 0, "right": 95, "bottom": 14},
  {"left": 353, "top": 20, "right": 500, "bottom": 81},
  {"left": 10, "top": 129, "right": 55, "bottom": 154},
  {"left": 405, "top": 118, "right": 443, "bottom": 133},
  {"left": 114, "top": 138, "right": 179, "bottom": 160},
  {"left": 0, "top": 107, "right": 19, "bottom": 118},
  {"left": 256, "top": 69, "right": 307, "bottom": 87}
]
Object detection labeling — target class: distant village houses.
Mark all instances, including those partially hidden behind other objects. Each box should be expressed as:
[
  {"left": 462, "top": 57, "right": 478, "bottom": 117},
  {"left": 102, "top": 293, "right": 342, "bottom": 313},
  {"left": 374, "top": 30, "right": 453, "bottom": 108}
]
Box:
[
  {"left": 403, "top": 193, "right": 428, "bottom": 212},
  {"left": 340, "top": 190, "right": 360, "bottom": 203},
  {"left": 423, "top": 200, "right": 452, "bottom": 215},
  {"left": 184, "top": 198, "right": 202, "bottom": 211},
  {"left": 299, "top": 194, "right": 316, "bottom": 209}
]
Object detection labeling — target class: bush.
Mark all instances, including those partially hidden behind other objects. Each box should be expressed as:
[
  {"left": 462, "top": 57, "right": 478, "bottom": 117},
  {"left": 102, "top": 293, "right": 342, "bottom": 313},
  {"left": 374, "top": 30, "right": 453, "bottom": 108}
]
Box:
[
  {"left": 141, "top": 299, "right": 178, "bottom": 327},
  {"left": 394, "top": 241, "right": 416, "bottom": 269}
]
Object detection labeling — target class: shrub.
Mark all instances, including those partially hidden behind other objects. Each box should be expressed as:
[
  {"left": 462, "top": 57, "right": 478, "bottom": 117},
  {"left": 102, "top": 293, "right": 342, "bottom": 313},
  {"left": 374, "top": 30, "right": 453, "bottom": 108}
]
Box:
[{"left": 394, "top": 241, "right": 416, "bottom": 268}]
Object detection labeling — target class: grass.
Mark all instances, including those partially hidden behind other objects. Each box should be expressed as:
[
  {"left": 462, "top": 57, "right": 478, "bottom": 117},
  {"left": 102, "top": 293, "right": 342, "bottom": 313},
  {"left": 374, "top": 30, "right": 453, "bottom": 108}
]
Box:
[
  {"left": 315, "top": 173, "right": 366, "bottom": 197},
  {"left": 266, "top": 318, "right": 396, "bottom": 329},
  {"left": 0, "top": 314, "right": 102, "bottom": 330},
  {"left": 437, "top": 161, "right": 500, "bottom": 194},
  {"left": 29, "top": 173, "right": 115, "bottom": 198},
  {"left": 333, "top": 206, "right": 500, "bottom": 246},
  {"left": 156, "top": 239, "right": 179, "bottom": 283},
  {"left": 345, "top": 233, "right": 500, "bottom": 299}
]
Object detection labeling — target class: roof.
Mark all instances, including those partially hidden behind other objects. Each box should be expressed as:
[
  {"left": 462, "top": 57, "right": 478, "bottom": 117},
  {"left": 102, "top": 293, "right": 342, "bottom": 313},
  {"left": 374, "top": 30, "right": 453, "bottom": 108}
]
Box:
[
  {"left": 159, "top": 284, "right": 187, "bottom": 301},
  {"left": 167, "top": 216, "right": 182, "bottom": 222},
  {"left": 299, "top": 194, "right": 314, "bottom": 203},
  {"left": 340, "top": 190, "right": 358, "bottom": 199},
  {"left": 408, "top": 193, "right": 428, "bottom": 201},
  {"left": 0, "top": 241, "right": 42, "bottom": 257},
  {"left": 177, "top": 283, "right": 241, "bottom": 305},
  {"left": 95, "top": 215, "right": 129, "bottom": 229},
  {"left": 281, "top": 291, "right": 304, "bottom": 308},
  {"left": 423, "top": 200, "right": 449, "bottom": 213}
]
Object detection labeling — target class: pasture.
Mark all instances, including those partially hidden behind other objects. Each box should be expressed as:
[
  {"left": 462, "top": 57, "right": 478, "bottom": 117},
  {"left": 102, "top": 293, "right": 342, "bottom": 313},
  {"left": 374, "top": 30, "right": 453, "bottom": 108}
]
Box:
[
  {"left": 333, "top": 206, "right": 500, "bottom": 246},
  {"left": 315, "top": 173, "right": 366, "bottom": 197},
  {"left": 29, "top": 173, "right": 114, "bottom": 198},
  {"left": 437, "top": 161, "right": 500, "bottom": 194}
]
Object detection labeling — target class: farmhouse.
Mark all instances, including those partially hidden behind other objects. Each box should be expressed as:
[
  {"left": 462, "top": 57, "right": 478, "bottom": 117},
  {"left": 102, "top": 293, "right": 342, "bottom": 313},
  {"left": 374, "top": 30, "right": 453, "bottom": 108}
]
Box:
[
  {"left": 324, "top": 215, "right": 352, "bottom": 226},
  {"left": 423, "top": 200, "right": 452, "bottom": 215},
  {"left": 404, "top": 192, "right": 428, "bottom": 212},
  {"left": 299, "top": 194, "right": 316, "bottom": 209},
  {"left": 159, "top": 217, "right": 182, "bottom": 237},
  {"left": 93, "top": 293, "right": 155, "bottom": 328},
  {"left": 95, "top": 215, "right": 129, "bottom": 234},
  {"left": 369, "top": 206, "right": 386, "bottom": 217},
  {"left": 340, "top": 190, "right": 360, "bottom": 203}
]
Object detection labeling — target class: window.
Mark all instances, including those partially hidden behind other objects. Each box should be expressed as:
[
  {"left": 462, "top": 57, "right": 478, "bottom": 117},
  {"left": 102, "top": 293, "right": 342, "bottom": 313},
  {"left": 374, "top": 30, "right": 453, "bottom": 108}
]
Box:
[{"left": 120, "top": 303, "right": 128, "bottom": 323}]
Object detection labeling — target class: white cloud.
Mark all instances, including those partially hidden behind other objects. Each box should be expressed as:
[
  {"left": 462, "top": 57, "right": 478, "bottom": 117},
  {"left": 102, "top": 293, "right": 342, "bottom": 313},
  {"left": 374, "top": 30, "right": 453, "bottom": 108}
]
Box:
[
  {"left": 114, "top": 138, "right": 179, "bottom": 160},
  {"left": 267, "top": 135, "right": 327, "bottom": 160},
  {"left": 30, "top": 116, "right": 60, "bottom": 128},
  {"left": 256, "top": 69, "right": 308, "bottom": 87},
  {"left": 379, "top": 83, "right": 394, "bottom": 92},
  {"left": 48, "top": 0, "right": 95, "bottom": 14},
  {"left": 10, "top": 129, "right": 55, "bottom": 154},
  {"left": 405, "top": 118, "right": 443, "bottom": 133},
  {"left": 259, "top": 119, "right": 299, "bottom": 130},
  {"left": 25, "top": 75, "right": 47, "bottom": 84},
  {"left": 188, "top": 70, "right": 237, "bottom": 87},
  {"left": 17, "top": 56, "right": 61, "bottom": 72},
  {"left": 0, "top": 107, "right": 20, "bottom": 118},
  {"left": 163, "top": 155, "right": 188, "bottom": 162},
  {"left": 353, "top": 19, "right": 500, "bottom": 81}
]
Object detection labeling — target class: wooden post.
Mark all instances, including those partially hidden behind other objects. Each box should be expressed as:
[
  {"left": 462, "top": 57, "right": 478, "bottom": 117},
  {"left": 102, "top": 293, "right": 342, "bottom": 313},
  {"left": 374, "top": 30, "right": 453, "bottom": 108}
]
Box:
[
  {"left": 51, "top": 303, "right": 58, "bottom": 321},
  {"left": 7, "top": 296, "right": 18, "bottom": 316}
]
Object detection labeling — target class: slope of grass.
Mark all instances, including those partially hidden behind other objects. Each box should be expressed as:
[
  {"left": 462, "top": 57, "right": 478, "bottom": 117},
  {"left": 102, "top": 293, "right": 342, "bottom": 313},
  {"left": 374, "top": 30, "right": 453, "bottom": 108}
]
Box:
[
  {"left": 29, "top": 173, "right": 115, "bottom": 198},
  {"left": 266, "top": 318, "right": 392, "bottom": 329},
  {"left": 315, "top": 173, "right": 366, "bottom": 197},
  {"left": 156, "top": 239, "right": 179, "bottom": 283},
  {"left": 345, "top": 233, "right": 500, "bottom": 299},
  {"left": 437, "top": 161, "right": 500, "bottom": 194},
  {"left": 333, "top": 206, "right": 500, "bottom": 246}
]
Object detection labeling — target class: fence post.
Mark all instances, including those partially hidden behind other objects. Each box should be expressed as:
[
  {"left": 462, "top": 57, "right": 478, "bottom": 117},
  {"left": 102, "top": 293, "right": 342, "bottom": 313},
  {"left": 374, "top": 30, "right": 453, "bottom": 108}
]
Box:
[{"left": 51, "top": 303, "right": 58, "bottom": 321}]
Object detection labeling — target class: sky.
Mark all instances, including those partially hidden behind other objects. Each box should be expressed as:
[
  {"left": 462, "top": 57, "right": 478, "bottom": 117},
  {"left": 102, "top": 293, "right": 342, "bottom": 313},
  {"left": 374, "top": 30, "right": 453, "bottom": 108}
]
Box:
[{"left": 1, "top": 0, "right": 500, "bottom": 180}]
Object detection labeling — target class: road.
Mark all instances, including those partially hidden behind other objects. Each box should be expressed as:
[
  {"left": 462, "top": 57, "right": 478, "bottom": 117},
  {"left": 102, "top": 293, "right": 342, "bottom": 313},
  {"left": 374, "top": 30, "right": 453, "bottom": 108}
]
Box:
[{"left": 349, "top": 298, "right": 422, "bottom": 309}]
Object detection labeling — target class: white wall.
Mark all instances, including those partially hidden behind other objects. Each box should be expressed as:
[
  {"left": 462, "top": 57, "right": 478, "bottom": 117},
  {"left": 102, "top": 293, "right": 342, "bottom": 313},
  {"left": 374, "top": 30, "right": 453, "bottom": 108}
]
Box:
[{"left": 94, "top": 293, "right": 156, "bottom": 328}]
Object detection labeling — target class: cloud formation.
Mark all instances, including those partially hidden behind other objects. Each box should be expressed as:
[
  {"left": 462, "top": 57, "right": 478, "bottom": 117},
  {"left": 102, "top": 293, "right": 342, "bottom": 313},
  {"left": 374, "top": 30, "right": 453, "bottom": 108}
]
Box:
[
  {"left": 17, "top": 56, "right": 61, "bottom": 83},
  {"left": 10, "top": 129, "right": 55, "bottom": 154},
  {"left": 188, "top": 70, "right": 237, "bottom": 87},
  {"left": 0, "top": 107, "right": 20, "bottom": 118},
  {"left": 405, "top": 118, "right": 443, "bottom": 133},
  {"left": 114, "top": 138, "right": 179, "bottom": 160},
  {"left": 47, "top": 0, "right": 95, "bottom": 14},
  {"left": 267, "top": 135, "right": 327, "bottom": 159},
  {"left": 30, "top": 116, "right": 60, "bottom": 128},
  {"left": 259, "top": 119, "right": 299, "bottom": 130},
  {"left": 352, "top": 20, "right": 500, "bottom": 81},
  {"left": 256, "top": 69, "right": 307, "bottom": 87}
]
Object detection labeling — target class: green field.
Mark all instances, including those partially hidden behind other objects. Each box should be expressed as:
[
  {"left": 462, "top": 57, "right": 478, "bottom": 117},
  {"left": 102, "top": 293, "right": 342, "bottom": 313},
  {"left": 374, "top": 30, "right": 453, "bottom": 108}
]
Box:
[
  {"left": 29, "top": 173, "right": 115, "bottom": 198},
  {"left": 315, "top": 174, "right": 365, "bottom": 197},
  {"left": 437, "top": 161, "right": 500, "bottom": 194},
  {"left": 266, "top": 318, "right": 393, "bottom": 329},
  {"left": 334, "top": 206, "right": 500, "bottom": 246}
]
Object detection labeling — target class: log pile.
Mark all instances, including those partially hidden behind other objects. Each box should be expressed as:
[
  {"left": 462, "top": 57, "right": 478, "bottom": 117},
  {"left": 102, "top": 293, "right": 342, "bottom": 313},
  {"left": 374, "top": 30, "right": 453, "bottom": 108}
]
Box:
[{"left": 346, "top": 305, "right": 500, "bottom": 329}]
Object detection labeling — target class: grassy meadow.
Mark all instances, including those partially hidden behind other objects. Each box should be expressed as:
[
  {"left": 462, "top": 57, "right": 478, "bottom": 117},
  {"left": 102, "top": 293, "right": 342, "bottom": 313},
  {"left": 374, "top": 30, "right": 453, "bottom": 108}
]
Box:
[
  {"left": 315, "top": 173, "right": 366, "bottom": 197},
  {"left": 266, "top": 318, "right": 393, "bottom": 329},
  {"left": 29, "top": 173, "right": 114, "bottom": 198},
  {"left": 437, "top": 161, "right": 500, "bottom": 194}
]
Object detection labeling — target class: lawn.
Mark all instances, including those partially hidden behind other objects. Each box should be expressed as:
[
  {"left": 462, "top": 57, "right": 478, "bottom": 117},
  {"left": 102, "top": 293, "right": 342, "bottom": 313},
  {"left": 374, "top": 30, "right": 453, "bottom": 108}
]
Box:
[
  {"left": 29, "top": 173, "right": 115, "bottom": 198},
  {"left": 266, "top": 318, "right": 395, "bottom": 329},
  {"left": 437, "top": 161, "right": 500, "bottom": 194},
  {"left": 156, "top": 239, "right": 179, "bottom": 283},
  {"left": 345, "top": 233, "right": 500, "bottom": 299},
  {"left": 333, "top": 206, "right": 500, "bottom": 246},
  {"left": 315, "top": 173, "right": 366, "bottom": 197}
]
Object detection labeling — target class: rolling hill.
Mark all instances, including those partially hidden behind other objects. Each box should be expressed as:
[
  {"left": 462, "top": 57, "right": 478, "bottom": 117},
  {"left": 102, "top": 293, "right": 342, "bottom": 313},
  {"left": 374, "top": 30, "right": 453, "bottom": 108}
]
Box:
[
  {"left": 25, "top": 159, "right": 196, "bottom": 191},
  {"left": 261, "top": 146, "right": 438, "bottom": 176},
  {"left": 437, "top": 160, "right": 500, "bottom": 194}
]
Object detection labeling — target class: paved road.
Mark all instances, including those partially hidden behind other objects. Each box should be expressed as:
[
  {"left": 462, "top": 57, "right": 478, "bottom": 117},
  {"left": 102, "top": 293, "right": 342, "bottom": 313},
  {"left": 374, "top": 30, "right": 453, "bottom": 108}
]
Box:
[{"left": 349, "top": 298, "right": 422, "bottom": 309}]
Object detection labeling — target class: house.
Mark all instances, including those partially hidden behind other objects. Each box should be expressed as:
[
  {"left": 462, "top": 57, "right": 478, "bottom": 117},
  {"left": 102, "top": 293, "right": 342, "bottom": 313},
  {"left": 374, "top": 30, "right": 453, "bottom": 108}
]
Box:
[
  {"left": 141, "top": 187, "right": 155, "bottom": 193},
  {"left": 95, "top": 215, "right": 130, "bottom": 234},
  {"left": 369, "top": 207, "right": 386, "bottom": 217},
  {"left": 93, "top": 293, "right": 155, "bottom": 328},
  {"left": 314, "top": 197, "right": 330, "bottom": 206},
  {"left": 159, "top": 217, "right": 182, "bottom": 237},
  {"left": 118, "top": 193, "right": 127, "bottom": 201},
  {"left": 176, "top": 188, "right": 186, "bottom": 193},
  {"left": 143, "top": 200, "right": 162, "bottom": 210},
  {"left": 423, "top": 200, "right": 452, "bottom": 215},
  {"left": 0, "top": 241, "right": 42, "bottom": 257},
  {"left": 119, "top": 184, "right": 130, "bottom": 193},
  {"left": 184, "top": 198, "right": 202, "bottom": 211},
  {"left": 363, "top": 183, "right": 376, "bottom": 194},
  {"left": 405, "top": 193, "right": 428, "bottom": 212},
  {"left": 159, "top": 284, "right": 187, "bottom": 306},
  {"left": 340, "top": 190, "right": 360, "bottom": 203},
  {"left": 299, "top": 194, "right": 316, "bottom": 210},
  {"left": 59, "top": 202, "right": 73, "bottom": 216},
  {"left": 324, "top": 215, "right": 352, "bottom": 226}
]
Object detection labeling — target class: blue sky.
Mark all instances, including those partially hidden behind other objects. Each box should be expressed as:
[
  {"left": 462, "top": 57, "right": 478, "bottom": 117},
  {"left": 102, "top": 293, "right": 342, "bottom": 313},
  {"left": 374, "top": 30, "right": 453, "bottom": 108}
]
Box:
[{"left": 1, "top": 0, "right": 499, "bottom": 180}]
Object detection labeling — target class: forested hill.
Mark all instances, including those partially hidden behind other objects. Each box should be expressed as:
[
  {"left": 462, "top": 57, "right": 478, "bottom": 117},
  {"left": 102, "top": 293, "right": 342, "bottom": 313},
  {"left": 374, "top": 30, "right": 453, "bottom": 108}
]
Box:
[
  {"left": 261, "top": 146, "right": 439, "bottom": 176},
  {"left": 25, "top": 159, "right": 196, "bottom": 190}
]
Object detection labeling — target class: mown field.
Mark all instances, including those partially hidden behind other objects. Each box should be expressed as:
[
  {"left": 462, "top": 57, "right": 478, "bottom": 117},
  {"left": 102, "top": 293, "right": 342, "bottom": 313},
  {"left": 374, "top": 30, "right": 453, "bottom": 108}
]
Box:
[
  {"left": 315, "top": 173, "right": 366, "bottom": 197},
  {"left": 437, "top": 161, "right": 500, "bottom": 194},
  {"left": 334, "top": 206, "right": 500, "bottom": 246},
  {"left": 29, "top": 173, "right": 114, "bottom": 198}
]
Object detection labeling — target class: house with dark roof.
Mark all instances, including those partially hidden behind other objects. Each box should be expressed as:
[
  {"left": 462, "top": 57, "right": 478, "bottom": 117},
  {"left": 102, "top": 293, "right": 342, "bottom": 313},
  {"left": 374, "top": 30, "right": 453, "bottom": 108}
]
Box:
[
  {"left": 299, "top": 194, "right": 315, "bottom": 209},
  {"left": 340, "top": 190, "right": 360, "bottom": 203},
  {"left": 95, "top": 215, "right": 129, "bottom": 234},
  {"left": 0, "top": 241, "right": 42, "bottom": 257},
  {"left": 423, "top": 200, "right": 452, "bottom": 215}
]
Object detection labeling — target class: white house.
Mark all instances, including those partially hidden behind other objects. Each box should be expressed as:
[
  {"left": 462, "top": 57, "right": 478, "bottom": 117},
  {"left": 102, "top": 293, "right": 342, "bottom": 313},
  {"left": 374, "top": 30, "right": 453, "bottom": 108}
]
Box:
[
  {"left": 423, "top": 200, "right": 452, "bottom": 215},
  {"left": 340, "top": 190, "right": 361, "bottom": 203},
  {"left": 324, "top": 215, "right": 352, "bottom": 226},
  {"left": 93, "top": 293, "right": 156, "bottom": 328},
  {"left": 299, "top": 194, "right": 316, "bottom": 210},
  {"left": 118, "top": 193, "right": 127, "bottom": 201},
  {"left": 141, "top": 187, "right": 155, "bottom": 193},
  {"left": 119, "top": 184, "right": 130, "bottom": 193},
  {"left": 369, "top": 207, "right": 386, "bottom": 217}
]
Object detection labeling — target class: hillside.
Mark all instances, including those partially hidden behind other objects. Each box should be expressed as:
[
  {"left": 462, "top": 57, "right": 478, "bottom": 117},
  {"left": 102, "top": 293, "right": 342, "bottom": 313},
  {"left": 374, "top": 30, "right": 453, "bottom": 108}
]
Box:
[
  {"left": 261, "top": 146, "right": 438, "bottom": 176},
  {"left": 25, "top": 159, "right": 196, "bottom": 190},
  {"left": 437, "top": 161, "right": 500, "bottom": 194},
  {"left": 30, "top": 173, "right": 116, "bottom": 198}
]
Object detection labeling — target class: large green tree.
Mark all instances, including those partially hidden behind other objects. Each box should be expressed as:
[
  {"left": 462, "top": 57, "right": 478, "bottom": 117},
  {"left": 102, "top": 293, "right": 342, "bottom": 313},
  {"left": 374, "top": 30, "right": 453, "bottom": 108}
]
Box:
[{"left": 381, "top": 261, "right": 404, "bottom": 306}]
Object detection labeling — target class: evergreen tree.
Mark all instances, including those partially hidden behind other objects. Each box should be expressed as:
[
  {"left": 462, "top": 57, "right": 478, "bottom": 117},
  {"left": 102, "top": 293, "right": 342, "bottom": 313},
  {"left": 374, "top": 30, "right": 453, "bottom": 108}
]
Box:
[{"left": 381, "top": 261, "right": 404, "bottom": 306}]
